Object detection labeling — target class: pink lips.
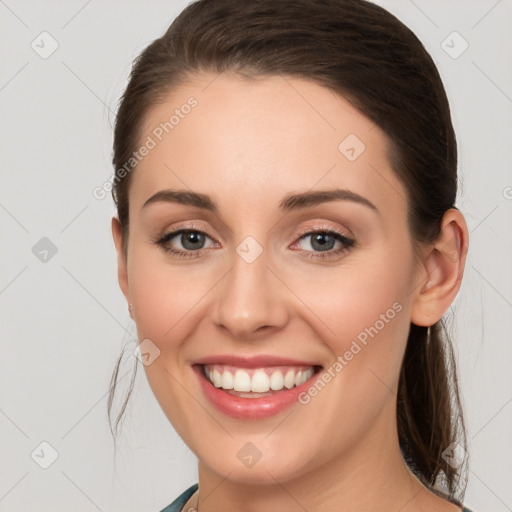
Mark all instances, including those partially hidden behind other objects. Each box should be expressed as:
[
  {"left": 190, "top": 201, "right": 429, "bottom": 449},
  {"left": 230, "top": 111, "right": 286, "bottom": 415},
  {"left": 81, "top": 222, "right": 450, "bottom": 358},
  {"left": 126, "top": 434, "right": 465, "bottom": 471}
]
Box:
[{"left": 192, "top": 354, "right": 321, "bottom": 419}]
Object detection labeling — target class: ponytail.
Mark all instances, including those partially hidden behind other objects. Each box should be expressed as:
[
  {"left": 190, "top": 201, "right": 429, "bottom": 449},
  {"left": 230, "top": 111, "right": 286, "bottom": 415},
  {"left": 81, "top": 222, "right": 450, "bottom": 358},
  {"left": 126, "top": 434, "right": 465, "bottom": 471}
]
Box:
[{"left": 397, "top": 321, "right": 467, "bottom": 503}]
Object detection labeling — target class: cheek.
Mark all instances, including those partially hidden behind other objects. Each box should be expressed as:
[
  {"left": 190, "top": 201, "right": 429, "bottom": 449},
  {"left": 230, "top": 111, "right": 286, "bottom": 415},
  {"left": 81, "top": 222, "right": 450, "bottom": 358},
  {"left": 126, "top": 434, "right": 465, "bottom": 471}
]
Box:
[
  {"left": 125, "top": 250, "right": 211, "bottom": 439},
  {"left": 290, "top": 254, "right": 410, "bottom": 353},
  {"left": 127, "top": 247, "right": 216, "bottom": 345},
  {"left": 287, "top": 251, "right": 412, "bottom": 415}
]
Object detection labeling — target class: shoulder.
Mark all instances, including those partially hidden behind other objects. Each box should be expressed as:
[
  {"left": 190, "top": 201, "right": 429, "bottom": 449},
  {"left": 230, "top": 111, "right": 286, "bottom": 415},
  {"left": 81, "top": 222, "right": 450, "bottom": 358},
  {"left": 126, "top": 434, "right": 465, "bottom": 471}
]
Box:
[{"left": 158, "top": 484, "right": 199, "bottom": 512}]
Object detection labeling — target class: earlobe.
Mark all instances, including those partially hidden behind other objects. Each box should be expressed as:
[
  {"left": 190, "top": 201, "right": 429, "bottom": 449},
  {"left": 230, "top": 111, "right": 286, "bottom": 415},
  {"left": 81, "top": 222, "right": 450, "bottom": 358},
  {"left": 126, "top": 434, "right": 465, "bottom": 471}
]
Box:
[
  {"left": 111, "top": 216, "right": 130, "bottom": 304},
  {"left": 410, "top": 209, "right": 469, "bottom": 327}
]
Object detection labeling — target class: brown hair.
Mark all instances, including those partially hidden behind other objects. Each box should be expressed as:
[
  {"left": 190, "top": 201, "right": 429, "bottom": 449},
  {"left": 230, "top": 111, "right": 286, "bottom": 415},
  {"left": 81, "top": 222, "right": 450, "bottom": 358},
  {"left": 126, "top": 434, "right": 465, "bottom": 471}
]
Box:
[{"left": 108, "top": 0, "right": 467, "bottom": 503}]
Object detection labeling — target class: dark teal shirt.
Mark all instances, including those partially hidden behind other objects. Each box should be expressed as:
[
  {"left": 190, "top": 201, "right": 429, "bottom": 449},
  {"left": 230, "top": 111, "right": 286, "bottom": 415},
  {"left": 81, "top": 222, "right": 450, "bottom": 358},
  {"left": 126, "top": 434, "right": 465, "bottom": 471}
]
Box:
[
  {"left": 159, "top": 484, "right": 475, "bottom": 511},
  {"left": 159, "top": 484, "right": 197, "bottom": 512}
]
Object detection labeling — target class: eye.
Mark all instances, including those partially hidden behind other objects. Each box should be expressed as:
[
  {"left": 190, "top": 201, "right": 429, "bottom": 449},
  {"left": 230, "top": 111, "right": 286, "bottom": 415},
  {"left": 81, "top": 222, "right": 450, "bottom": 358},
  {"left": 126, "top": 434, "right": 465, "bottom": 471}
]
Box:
[
  {"left": 292, "top": 228, "right": 355, "bottom": 260},
  {"left": 153, "top": 225, "right": 217, "bottom": 259}
]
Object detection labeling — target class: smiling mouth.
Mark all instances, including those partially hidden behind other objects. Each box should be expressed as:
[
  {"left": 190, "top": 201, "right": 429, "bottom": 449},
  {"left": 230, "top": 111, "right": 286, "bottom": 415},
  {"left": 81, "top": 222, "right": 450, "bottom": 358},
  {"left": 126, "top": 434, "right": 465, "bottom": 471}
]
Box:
[{"left": 200, "top": 364, "right": 322, "bottom": 398}]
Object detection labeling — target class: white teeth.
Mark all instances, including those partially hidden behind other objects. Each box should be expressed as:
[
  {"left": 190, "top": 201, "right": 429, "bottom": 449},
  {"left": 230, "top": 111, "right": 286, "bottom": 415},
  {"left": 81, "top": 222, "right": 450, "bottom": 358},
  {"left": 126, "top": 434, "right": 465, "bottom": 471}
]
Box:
[
  {"left": 251, "top": 370, "right": 270, "bottom": 393},
  {"left": 221, "top": 370, "right": 234, "bottom": 390},
  {"left": 269, "top": 370, "right": 284, "bottom": 390},
  {"left": 204, "top": 365, "right": 316, "bottom": 393},
  {"left": 233, "top": 369, "right": 252, "bottom": 392},
  {"left": 212, "top": 368, "right": 222, "bottom": 388},
  {"left": 284, "top": 369, "right": 295, "bottom": 389}
]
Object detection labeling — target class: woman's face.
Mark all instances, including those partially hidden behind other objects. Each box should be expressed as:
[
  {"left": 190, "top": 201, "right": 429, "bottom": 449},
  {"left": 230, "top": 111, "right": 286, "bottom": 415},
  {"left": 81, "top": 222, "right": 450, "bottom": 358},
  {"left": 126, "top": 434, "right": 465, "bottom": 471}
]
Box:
[{"left": 115, "top": 72, "right": 426, "bottom": 484}]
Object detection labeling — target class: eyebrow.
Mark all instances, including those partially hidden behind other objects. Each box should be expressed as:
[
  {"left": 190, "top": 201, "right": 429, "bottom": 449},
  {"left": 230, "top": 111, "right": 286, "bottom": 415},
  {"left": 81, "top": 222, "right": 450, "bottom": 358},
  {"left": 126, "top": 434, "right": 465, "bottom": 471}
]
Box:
[{"left": 142, "top": 188, "right": 378, "bottom": 214}]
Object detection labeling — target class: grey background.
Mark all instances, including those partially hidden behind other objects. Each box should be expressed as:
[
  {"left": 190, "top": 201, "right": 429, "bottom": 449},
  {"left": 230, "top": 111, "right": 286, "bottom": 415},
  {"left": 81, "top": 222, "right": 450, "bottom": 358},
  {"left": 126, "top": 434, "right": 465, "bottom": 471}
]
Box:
[{"left": 0, "top": 0, "right": 511, "bottom": 510}]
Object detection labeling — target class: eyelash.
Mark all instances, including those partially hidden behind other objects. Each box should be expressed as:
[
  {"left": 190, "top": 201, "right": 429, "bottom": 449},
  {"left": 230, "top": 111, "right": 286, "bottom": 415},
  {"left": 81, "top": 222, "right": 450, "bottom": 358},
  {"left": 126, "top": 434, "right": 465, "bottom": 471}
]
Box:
[{"left": 152, "top": 223, "right": 356, "bottom": 260}]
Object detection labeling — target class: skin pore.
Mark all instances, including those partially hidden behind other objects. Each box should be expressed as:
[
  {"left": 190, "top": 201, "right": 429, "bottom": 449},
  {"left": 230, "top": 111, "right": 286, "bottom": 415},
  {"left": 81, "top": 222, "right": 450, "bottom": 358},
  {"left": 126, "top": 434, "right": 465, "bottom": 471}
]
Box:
[{"left": 112, "top": 72, "right": 468, "bottom": 511}]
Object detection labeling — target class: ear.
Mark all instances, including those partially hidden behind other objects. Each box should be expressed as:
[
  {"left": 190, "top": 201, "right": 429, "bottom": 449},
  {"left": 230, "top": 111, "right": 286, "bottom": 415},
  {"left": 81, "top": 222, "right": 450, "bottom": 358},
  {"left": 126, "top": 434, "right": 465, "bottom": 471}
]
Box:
[
  {"left": 410, "top": 208, "right": 469, "bottom": 327},
  {"left": 111, "top": 217, "right": 131, "bottom": 312}
]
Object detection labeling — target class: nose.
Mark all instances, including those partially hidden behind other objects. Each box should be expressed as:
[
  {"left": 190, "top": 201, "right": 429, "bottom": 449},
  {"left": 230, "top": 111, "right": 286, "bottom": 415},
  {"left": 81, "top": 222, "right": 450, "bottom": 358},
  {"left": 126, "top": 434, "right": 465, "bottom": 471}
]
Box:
[{"left": 210, "top": 247, "right": 290, "bottom": 339}]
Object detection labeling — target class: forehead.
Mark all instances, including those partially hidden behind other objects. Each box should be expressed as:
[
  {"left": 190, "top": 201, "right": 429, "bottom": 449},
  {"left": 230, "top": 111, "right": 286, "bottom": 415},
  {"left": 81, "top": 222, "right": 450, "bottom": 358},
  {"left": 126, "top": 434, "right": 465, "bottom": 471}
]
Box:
[{"left": 130, "top": 72, "right": 407, "bottom": 219}]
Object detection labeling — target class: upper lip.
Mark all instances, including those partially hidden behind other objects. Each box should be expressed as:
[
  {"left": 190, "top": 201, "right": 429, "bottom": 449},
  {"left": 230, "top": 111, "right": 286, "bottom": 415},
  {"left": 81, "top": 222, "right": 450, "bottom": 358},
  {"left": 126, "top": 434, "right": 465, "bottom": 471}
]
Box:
[{"left": 193, "top": 354, "right": 322, "bottom": 368}]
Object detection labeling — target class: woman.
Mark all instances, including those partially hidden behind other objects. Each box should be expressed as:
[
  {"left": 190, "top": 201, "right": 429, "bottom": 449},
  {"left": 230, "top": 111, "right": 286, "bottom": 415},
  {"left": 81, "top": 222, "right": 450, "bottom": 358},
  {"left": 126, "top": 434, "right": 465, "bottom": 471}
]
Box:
[{"left": 108, "top": 0, "right": 473, "bottom": 510}]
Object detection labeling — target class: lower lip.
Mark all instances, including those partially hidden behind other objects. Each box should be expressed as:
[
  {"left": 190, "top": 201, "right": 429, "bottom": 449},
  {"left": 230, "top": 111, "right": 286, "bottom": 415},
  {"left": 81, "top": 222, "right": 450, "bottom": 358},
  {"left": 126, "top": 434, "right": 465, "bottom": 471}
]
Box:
[{"left": 193, "top": 365, "right": 319, "bottom": 419}]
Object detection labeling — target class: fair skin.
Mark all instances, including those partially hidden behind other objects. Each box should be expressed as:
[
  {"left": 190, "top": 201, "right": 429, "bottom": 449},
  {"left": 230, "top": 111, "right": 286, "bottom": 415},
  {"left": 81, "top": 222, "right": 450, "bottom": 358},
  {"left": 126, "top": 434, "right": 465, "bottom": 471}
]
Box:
[{"left": 112, "top": 72, "right": 468, "bottom": 511}]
